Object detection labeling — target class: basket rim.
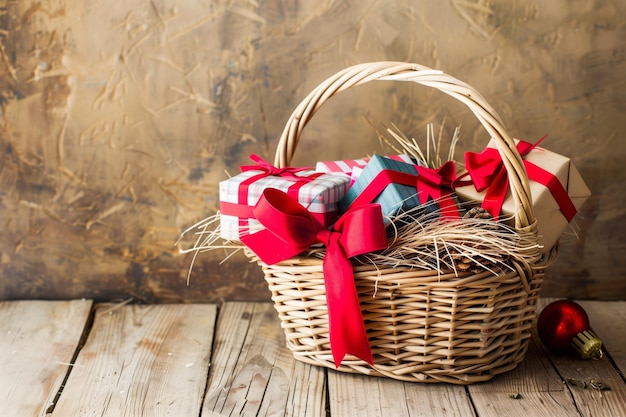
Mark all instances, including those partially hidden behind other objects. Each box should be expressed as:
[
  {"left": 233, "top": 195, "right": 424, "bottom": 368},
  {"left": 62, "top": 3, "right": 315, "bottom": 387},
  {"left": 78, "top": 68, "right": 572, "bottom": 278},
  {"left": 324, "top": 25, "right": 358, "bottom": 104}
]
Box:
[{"left": 272, "top": 61, "right": 536, "bottom": 232}]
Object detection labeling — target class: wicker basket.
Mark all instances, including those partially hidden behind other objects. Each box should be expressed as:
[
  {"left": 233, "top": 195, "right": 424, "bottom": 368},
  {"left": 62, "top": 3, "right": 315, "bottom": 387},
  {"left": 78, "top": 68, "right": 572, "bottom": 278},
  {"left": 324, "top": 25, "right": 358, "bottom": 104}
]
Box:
[{"left": 251, "top": 62, "right": 556, "bottom": 384}]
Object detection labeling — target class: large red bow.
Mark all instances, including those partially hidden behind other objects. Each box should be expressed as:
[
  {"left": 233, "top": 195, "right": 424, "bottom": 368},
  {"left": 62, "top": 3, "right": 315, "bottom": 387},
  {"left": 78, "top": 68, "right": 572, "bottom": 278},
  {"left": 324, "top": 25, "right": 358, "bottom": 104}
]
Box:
[
  {"left": 241, "top": 188, "right": 389, "bottom": 366},
  {"left": 464, "top": 137, "right": 577, "bottom": 222}
]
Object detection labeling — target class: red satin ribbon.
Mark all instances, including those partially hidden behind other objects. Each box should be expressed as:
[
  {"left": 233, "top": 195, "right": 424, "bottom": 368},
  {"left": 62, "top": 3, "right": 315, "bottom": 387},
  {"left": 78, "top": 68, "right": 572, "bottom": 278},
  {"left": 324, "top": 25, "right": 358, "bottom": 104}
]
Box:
[
  {"left": 344, "top": 164, "right": 460, "bottom": 220},
  {"left": 241, "top": 188, "right": 389, "bottom": 366},
  {"left": 228, "top": 155, "right": 323, "bottom": 237},
  {"left": 464, "top": 137, "right": 577, "bottom": 221},
  {"left": 415, "top": 161, "right": 461, "bottom": 219},
  {"left": 345, "top": 169, "right": 419, "bottom": 210},
  {"left": 240, "top": 153, "right": 322, "bottom": 200}
]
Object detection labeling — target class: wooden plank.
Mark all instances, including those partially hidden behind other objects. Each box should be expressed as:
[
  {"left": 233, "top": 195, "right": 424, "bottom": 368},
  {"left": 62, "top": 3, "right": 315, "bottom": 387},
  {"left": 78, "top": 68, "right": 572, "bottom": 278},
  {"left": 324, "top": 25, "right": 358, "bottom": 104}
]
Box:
[
  {"left": 203, "top": 302, "right": 326, "bottom": 417},
  {"left": 468, "top": 337, "right": 580, "bottom": 417},
  {"left": 535, "top": 300, "right": 626, "bottom": 417},
  {"left": 0, "top": 300, "right": 93, "bottom": 417},
  {"left": 327, "top": 371, "right": 475, "bottom": 417},
  {"left": 50, "top": 303, "right": 216, "bottom": 417}
]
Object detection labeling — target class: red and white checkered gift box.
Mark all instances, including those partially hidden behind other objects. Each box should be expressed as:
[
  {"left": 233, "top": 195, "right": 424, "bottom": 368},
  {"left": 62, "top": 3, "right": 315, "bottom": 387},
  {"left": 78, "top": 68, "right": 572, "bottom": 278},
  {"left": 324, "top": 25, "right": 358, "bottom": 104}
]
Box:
[{"left": 219, "top": 160, "right": 350, "bottom": 241}]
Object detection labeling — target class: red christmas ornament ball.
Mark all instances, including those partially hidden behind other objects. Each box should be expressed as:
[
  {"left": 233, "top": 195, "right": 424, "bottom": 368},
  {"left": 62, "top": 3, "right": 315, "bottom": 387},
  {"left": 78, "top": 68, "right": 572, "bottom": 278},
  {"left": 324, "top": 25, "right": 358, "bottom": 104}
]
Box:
[
  {"left": 537, "top": 300, "right": 603, "bottom": 360},
  {"left": 537, "top": 300, "right": 590, "bottom": 352}
]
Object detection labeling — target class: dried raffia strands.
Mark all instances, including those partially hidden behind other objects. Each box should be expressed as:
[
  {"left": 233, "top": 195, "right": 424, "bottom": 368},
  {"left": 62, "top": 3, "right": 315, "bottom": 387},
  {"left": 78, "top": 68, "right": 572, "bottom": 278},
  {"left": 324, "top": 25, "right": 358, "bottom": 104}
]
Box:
[
  {"left": 371, "top": 117, "right": 462, "bottom": 169},
  {"left": 177, "top": 213, "right": 244, "bottom": 285},
  {"left": 179, "top": 201, "right": 539, "bottom": 283},
  {"left": 370, "top": 209, "right": 539, "bottom": 275}
]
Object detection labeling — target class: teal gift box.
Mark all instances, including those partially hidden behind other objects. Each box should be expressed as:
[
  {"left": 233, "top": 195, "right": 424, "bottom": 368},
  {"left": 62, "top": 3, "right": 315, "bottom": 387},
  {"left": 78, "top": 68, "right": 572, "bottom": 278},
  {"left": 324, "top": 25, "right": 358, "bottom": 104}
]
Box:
[{"left": 339, "top": 154, "right": 421, "bottom": 225}]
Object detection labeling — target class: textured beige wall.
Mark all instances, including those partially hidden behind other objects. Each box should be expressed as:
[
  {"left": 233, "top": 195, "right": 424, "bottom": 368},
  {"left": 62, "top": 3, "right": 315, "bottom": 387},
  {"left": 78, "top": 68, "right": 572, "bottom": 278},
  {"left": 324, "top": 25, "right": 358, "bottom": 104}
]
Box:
[{"left": 0, "top": 0, "right": 624, "bottom": 301}]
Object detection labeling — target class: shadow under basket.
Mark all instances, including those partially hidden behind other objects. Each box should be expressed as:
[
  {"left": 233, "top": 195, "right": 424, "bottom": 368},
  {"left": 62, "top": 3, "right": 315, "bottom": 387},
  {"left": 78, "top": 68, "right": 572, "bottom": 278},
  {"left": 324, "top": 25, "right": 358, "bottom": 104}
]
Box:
[{"left": 247, "top": 61, "right": 559, "bottom": 384}]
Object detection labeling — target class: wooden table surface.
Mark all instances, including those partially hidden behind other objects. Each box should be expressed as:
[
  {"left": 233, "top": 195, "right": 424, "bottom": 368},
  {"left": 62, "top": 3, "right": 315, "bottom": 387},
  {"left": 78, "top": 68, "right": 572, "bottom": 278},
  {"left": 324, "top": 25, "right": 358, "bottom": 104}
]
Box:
[{"left": 1, "top": 299, "right": 624, "bottom": 417}]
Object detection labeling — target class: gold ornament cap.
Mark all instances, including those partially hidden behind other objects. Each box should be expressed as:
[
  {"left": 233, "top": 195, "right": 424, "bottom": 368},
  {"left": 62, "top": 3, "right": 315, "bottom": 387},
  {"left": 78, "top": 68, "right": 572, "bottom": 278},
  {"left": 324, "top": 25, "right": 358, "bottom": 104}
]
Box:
[{"left": 571, "top": 330, "right": 603, "bottom": 360}]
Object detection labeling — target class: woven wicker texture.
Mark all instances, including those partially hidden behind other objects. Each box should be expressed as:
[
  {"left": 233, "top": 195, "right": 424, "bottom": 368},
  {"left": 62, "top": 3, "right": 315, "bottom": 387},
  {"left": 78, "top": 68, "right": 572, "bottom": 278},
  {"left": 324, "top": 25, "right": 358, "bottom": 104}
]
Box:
[{"left": 255, "top": 62, "right": 555, "bottom": 384}]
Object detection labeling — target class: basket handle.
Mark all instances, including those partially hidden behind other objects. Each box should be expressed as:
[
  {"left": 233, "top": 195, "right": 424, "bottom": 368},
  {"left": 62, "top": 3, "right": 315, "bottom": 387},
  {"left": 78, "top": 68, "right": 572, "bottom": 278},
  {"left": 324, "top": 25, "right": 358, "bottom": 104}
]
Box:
[{"left": 273, "top": 61, "right": 536, "bottom": 231}]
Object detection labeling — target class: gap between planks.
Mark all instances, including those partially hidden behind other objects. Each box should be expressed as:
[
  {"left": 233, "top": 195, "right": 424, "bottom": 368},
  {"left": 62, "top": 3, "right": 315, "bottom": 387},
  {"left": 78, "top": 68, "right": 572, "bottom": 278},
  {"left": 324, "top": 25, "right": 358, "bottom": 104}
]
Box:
[{"left": 0, "top": 300, "right": 94, "bottom": 417}]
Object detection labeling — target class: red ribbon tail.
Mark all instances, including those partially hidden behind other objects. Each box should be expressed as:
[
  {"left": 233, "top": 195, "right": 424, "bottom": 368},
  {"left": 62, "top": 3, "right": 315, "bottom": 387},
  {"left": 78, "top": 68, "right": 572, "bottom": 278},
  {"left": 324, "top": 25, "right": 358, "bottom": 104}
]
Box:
[
  {"left": 415, "top": 163, "right": 461, "bottom": 221},
  {"left": 481, "top": 170, "right": 509, "bottom": 221},
  {"left": 438, "top": 195, "right": 461, "bottom": 220},
  {"left": 324, "top": 245, "right": 374, "bottom": 366},
  {"left": 241, "top": 188, "right": 384, "bottom": 367}
]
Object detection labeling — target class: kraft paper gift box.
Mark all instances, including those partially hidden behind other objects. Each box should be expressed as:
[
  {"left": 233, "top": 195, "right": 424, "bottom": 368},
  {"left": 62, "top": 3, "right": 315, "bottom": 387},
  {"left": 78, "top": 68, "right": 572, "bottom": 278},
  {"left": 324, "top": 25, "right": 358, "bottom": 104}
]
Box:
[
  {"left": 338, "top": 154, "right": 422, "bottom": 225},
  {"left": 219, "top": 168, "right": 350, "bottom": 241},
  {"left": 455, "top": 139, "right": 591, "bottom": 252}
]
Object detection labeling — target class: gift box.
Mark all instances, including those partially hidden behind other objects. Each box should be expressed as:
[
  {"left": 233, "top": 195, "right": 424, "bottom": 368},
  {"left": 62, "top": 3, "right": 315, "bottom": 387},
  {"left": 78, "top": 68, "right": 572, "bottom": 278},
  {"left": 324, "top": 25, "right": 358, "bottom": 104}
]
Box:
[
  {"left": 315, "top": 154, "right": 415, "bottom": 176},
  {"left": 339, "top": 154, "right": 421, "bottom": 224},
  {"left": 455, "top": 139, "right": 591, "bottom": 252},
  {"left": 219, "top": 167, "right": 350, "bottom": 241}
]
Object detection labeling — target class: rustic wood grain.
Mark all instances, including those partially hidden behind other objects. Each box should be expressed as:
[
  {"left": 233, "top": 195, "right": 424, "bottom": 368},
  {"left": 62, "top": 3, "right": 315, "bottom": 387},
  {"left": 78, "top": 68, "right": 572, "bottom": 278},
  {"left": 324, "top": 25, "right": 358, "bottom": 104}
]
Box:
[
  {"left": 50, "top": 303, "right": 216, "bottom": 417},
  {"left": 468, "top": 338, "right": 580, "bottom": 417},
  {"left": 327, "top": 371, "right": 475, "bottom": 417},
  {"left": 0, "top": 299, "right": 625, "bottom": 416},
  {"left": 203, "top": 302, "right": 326, "bottom": 417},
  {"left": 0, "top": 300, "right": 93, "bottom": 417},
  {"left": 0, "top": 0, "right": 624, "bottom": 302}
]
